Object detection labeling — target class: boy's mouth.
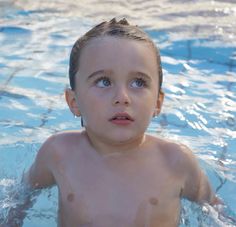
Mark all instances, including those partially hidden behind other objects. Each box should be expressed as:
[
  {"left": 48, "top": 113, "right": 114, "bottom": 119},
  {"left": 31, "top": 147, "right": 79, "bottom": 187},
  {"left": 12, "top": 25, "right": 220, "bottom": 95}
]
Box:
[{"left": 109, "top": 113, "right": 134, "bottom": 126}]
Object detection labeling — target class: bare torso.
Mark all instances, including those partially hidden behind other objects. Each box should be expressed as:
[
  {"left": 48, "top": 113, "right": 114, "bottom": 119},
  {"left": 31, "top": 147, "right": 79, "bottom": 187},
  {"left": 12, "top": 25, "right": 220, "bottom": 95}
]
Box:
[{"left": 50, "top": 132, "right": 185, "bottom": 227}]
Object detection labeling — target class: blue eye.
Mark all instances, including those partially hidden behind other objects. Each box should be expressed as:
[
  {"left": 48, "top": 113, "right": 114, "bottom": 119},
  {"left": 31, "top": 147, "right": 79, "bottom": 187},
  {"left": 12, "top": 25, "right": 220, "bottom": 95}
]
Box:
[
  {"left": 131, "top": 78, "right": 147, "bottom": 88},
  {"left": 95, "top": 77, "right": 111, "bottom": 88}
]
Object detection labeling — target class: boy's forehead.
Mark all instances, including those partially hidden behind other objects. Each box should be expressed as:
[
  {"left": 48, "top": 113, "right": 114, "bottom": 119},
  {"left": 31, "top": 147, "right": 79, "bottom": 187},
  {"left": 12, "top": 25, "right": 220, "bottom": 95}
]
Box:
[
  {"left": 81, "top": 36, "right": 154, "bottom": 54},
  {"left": 79, "top": 36, "right": 157, "bottom": 67},
  {"left": 80, "top": 37, "right": 156, "bottom": 67}
]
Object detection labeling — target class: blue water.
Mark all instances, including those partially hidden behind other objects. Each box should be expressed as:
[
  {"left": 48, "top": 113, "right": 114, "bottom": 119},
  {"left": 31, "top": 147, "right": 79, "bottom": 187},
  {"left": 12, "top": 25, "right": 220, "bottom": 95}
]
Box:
[{"left": 0, "top": 1, "right": 236, "bottom": 226}]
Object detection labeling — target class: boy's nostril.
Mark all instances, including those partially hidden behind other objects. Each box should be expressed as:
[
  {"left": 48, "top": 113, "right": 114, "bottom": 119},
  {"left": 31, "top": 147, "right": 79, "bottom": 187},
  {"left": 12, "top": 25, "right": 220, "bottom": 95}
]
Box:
[{"left": 114, "top": 99, "right": 129, "bottom": 105}]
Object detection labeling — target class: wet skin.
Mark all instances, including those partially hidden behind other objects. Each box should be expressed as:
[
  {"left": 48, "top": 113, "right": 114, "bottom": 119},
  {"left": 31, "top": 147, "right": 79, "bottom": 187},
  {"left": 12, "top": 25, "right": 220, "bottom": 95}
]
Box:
[
  {"left": 25, "top": 37, "right": 216, "bottom": 227},
  {"left": 54, "top": 132, "right": 183, "bottom": 227}
]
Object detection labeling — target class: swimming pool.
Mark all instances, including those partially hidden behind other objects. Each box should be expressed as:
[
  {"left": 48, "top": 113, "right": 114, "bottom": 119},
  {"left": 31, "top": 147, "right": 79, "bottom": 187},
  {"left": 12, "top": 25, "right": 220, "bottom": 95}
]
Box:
[{"left": 0, "top": 0, "right": 236, "bottom": 226}]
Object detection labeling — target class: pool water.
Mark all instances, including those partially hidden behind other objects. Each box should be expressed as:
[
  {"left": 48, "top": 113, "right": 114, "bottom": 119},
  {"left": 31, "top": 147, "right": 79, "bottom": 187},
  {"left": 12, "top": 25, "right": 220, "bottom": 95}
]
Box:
[{"left": 0, "top": 0, "right": 236, "bottom": 226}]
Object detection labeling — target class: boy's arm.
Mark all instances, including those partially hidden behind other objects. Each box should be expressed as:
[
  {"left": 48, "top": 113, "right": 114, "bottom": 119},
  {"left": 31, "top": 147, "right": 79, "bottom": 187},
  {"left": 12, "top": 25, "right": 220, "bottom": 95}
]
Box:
[
  {"left": 180, "top": 145, "right": 219, "bottom": 205},
  {"left": 24, "top": 135, "right": 57, "bottom": 189},
  {"left": 180, "top": 145, "right": 236, "bottom": 224}
]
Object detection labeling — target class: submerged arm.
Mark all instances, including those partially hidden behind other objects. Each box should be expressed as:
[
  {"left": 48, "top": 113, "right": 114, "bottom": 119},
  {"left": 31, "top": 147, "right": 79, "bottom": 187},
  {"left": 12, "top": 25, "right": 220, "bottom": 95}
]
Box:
[
  {"left": 1, "top": 181, "right": 39, "bottom": 227},
  {"left": 180, "top": 145, "right": 236, "bottom": 224},
  {"left": 2, "top": 136, "right": 57, "bottom": 226}
]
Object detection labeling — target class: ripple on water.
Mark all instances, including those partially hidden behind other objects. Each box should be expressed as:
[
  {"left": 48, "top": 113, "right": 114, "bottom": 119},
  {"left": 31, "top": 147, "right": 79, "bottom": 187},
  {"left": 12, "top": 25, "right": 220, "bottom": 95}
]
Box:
[
  {"left": 0, "top": 26, "right": 32, "bottom": 35},
  {"left": 0, "top": 0, "right": 236, "bottom": 226}
]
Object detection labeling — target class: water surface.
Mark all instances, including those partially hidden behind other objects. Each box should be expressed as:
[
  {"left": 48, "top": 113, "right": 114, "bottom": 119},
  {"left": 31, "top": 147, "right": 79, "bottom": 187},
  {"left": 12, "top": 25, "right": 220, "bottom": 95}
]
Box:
[{"left": 0, "top": 0, "right": 236, "bottom": 226}]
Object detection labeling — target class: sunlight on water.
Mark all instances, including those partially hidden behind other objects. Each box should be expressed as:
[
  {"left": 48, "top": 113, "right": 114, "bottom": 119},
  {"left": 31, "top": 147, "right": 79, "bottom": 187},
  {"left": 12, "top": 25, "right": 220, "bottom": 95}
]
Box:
[{"left": 0, "top": 0, "right": 236, "bottom": 226}]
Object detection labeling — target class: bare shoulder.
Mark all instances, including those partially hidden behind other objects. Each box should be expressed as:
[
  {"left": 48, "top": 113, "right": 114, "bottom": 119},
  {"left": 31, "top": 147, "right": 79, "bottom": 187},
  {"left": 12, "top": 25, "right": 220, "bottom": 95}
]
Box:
[
  {"left": 147, "top": 134, "right": 196, "bottom": 172},
  {"left": 41, "top": 130, "right": 90, "bottom": 169},
  {"left": 147, "top": 134, "right": 200, "bottom": 191},
  {"left": 42, "top": 130, "right": 86, "bottom": 156},
  {"left": 25, "top": 130, "right": 86, "bottom": 189},
  {"left": 148, "top": 134, "right": 216, "bottom": 203}
]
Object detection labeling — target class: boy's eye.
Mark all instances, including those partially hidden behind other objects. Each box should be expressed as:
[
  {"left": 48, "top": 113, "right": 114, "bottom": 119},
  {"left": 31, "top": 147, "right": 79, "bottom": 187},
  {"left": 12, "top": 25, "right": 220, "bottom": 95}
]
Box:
[
  {"left": 95, "top": 77, "right": 111, "bottom": 88},
  {"left": 131, "top": 78, "right": 147, "bottom": 88}
]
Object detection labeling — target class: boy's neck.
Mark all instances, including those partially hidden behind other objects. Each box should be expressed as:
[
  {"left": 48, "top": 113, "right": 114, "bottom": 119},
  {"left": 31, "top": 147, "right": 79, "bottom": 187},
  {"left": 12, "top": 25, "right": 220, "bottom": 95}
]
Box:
[{"left": 84, "top": 130, "right": 147, "bottom": 157}]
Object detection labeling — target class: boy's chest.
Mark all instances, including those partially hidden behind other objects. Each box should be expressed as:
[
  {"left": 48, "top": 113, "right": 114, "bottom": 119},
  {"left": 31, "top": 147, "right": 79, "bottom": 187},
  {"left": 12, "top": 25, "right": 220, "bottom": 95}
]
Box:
[{"left": 56, "top": 153, "right": 183, "bottom": 226}]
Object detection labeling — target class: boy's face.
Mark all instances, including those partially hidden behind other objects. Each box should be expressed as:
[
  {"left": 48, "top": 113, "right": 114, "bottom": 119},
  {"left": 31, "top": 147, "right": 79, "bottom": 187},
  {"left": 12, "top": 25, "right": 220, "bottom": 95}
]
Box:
[{"left": 66, "top": 36, "right": 164, "bottom": 145}]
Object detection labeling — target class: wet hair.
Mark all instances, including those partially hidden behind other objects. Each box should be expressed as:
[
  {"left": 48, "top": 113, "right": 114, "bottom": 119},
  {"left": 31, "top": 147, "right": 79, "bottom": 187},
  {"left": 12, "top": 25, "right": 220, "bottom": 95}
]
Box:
[{"left": 69, "top": 18, "right": 163, "bottom": 91}]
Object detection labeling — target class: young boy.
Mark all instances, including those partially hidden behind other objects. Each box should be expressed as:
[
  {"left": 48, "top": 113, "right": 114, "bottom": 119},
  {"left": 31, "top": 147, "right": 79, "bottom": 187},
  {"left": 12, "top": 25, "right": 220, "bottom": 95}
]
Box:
[{"left": 7, "top": 18, "right": 219, "bottom": 227}]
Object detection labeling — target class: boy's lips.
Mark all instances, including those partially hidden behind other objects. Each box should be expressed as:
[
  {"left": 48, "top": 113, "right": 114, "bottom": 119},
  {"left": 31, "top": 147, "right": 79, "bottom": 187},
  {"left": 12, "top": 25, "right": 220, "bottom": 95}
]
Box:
[{"left": 109, "top": 113, "right": 134, "bottom": 126}]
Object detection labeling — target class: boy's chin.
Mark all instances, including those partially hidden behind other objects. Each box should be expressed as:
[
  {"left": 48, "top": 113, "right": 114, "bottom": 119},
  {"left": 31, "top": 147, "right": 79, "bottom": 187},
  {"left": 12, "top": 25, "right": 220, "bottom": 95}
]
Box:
[
  {"left": 86, "top": 124, "right": 146, "bottom": 143},
  {"left": 105, "top": 131, "right": 146, "bottom": 145}
]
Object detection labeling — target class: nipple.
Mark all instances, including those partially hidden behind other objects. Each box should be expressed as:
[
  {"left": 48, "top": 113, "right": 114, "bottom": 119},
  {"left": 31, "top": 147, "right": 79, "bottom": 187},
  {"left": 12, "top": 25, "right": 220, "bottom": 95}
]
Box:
[
  {"left": 149, "top": 197, "right": 158, "bottom": 206},
  {"left": 67, "top": 193, "right": 75, "bottom": 202}
]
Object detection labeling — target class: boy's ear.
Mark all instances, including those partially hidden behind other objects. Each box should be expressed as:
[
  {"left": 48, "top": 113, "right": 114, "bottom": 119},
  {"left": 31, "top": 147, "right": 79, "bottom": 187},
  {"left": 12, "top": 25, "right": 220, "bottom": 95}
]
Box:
[
  {"left": 153, "top": 89, "right": 165, "bottom": 117},
  {"left": 65, "top": 88, "right": 81, "bottom": 116}
]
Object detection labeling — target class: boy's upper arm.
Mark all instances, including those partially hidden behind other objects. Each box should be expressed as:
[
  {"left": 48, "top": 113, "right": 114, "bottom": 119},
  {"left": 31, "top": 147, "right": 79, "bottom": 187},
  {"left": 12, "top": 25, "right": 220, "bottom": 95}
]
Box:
[
  {"left": 24, "top": 135, "right": 57, "bottom": 189},
  {"left": 180, "top": 145, "right": 217, "bottom": 205}
]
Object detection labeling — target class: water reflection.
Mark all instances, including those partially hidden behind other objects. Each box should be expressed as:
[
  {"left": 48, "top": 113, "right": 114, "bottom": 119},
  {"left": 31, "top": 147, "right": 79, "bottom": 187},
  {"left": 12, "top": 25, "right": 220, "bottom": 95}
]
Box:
[{"left": 0, "top": 0, "right": 236, "bottom": 226}]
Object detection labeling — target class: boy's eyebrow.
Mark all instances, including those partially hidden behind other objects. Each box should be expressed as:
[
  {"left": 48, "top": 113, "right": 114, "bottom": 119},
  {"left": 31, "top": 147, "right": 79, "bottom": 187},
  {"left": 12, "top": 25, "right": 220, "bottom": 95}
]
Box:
[
  {"left": 130, "top": 71, "right": 152, "bottom": 81},
  {"left": 87, "top": 70, "right": 108, "bottom": 80},
  {"left": 87, "top": 70, "right": 152, "bottom": 80}
]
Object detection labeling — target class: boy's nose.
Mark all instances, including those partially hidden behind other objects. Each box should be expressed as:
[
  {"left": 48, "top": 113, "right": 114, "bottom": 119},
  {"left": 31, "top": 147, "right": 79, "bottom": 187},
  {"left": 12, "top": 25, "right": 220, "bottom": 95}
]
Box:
[{"left": 112, "top": 86, "right": 131, "bottom": 106}]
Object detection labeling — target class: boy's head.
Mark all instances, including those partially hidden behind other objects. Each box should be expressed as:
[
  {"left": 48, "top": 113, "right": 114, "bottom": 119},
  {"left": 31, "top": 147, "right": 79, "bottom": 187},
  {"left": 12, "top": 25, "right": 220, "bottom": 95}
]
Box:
[
  {"left": 69, "top": 18, "right": 163, "bottom": 92},
  {"left": 66, "top": 18, "right": 165, "bottom": 142}
]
